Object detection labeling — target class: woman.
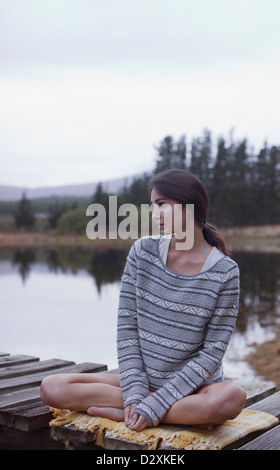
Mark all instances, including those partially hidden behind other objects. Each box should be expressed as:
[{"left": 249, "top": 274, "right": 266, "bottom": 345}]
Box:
[{"left": 40, "top": 169, "right": 246, "bottom": 432}]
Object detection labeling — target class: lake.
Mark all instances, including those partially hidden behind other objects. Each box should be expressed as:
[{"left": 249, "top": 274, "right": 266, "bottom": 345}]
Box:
[{"left": 1, "top": 246, "right": 280, "bottom": 384}]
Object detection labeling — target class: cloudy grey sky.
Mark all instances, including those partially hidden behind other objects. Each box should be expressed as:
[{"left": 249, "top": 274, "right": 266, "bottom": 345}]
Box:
[{"left": 1, "top": 0, "right": 279, "bottom": 188}]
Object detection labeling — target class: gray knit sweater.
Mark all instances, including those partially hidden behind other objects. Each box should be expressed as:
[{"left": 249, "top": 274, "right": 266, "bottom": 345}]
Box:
[{"left": 117, "top": 236, "right": 239, "bottom": 427}]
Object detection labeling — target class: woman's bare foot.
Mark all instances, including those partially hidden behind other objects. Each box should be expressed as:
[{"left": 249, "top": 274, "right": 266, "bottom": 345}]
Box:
[{"left": 87, "top": 406, "right": 124, "bottom": 422}]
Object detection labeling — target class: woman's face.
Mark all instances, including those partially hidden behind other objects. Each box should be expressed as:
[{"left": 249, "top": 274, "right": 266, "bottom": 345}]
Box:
[
  {"left": 150, "top": 188, "right": 194, "bottom": 250},
  {"left": 150, "top": 188, "right": 185, "bottom": 236}
]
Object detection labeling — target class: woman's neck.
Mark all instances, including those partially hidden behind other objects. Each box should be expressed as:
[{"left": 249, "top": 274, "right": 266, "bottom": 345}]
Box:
[
  {"left": 170, "top": 224, "right": 208, "bottom": 257},
  {"left": 165, "top": 225, "right": 212, "bottom": 276}
]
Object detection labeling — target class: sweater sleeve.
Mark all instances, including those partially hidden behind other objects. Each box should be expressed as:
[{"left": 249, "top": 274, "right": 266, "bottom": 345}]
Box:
[
  {"left": 117, "top": 241, "right": 150, "bottom": 407},
  {"left": 134, "top": 265, "right": 240, "bottom": 427}
]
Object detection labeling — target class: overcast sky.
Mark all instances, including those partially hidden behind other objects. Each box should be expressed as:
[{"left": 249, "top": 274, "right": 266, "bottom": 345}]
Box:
[{"left": 1, "top": 0, "right": 279, "bottom": 188}]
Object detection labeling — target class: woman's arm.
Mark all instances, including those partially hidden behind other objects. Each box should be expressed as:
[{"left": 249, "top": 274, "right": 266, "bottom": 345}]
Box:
[
  {"left": 134, "top": 265, "right": 240, "bottom": 427},
  {"left": 117, "top": 241, "right": 150, "bottom": 408}
]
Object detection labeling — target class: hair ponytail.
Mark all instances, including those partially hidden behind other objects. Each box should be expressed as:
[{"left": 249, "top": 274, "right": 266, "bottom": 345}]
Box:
[
  {"left": 202, "top": 223, "right": 231, "bottom": 256},
  {"left": 149, "top": 169, "right": 231, "bottom": 256}
]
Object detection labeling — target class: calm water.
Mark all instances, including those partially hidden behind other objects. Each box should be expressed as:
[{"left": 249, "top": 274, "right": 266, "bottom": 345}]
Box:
[{"left": 1, "top": 247, "right": 280, "bottom": 383}]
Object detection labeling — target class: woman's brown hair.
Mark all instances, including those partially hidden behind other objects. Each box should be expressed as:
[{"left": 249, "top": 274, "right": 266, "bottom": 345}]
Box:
[{"left": 149, "top": 169, "right": 230, "bottom": 256}]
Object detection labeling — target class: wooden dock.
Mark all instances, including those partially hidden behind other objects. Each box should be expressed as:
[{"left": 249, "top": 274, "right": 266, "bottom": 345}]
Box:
[
  {"left": 0, "top": 352, "right": 107, "bottom": 450},
  {"left": 0, "top": 352, "right": 279, "bottom": 450}
]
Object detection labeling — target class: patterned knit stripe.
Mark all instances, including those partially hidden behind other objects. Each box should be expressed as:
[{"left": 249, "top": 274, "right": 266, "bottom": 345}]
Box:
[
  {"left": 136, "top": 236, "right": 237, "bottom": 277},
  {"left": 137, "top": 257, "right": 237, "bottom": 291},
  {"left": 136, "top": 287, "right": 219, "bottom": 313},
  {"left": 136, "top": 304, "right": 237, "bottom": 331},
  {"left": 136, "top": 270, "right": 227, "bottom": 298}
]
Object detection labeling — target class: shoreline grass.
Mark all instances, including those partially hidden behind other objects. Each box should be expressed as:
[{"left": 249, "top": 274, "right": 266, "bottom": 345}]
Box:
[{"left": 0, "top": 224, "right": 280, "bottom": 252}]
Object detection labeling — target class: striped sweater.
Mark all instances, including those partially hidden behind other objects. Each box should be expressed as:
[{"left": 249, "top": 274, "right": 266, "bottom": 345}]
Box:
[{"left": 117, "top": 236, "right": 240, "bottom": 427}]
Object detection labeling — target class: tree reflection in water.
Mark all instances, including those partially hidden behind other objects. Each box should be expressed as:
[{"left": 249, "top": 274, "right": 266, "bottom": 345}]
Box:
[
  {"left": 10, "top": 247, "right": 128, "bottom": 294},
  {"left": 232, "top": 252, "right": 280, "bottom": 332}
]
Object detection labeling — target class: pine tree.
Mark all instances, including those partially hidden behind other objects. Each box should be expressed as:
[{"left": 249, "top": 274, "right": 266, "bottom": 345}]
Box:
[
  {"left": 211, "top": 137, "right": 230, "bottom": 225},
  {"left": 13, "top": 193, "right": 35, "bottom": 230},
  {"left": 266, "top": 146, "right": 280, "bottom": 223},
  {"left": 253, "top": 143, "right": 279, "bottom": 224},
  {"left": 48, "top": 199, "right": 69, "bottom": 229},
  {"left": 118, "top": 174, "right": 150, "bottom": 206},
  {"left": 91, "top": 183, "right": 111, "bottom": 230},
  {"left": 230, "top": 139, "right": 253, "bottom": 225},
  {"left": 189, "top": 129, "right": 212, "bottom": 187},
  {"left": 154, "top": 135, "right": 187, "bottom": 173}
]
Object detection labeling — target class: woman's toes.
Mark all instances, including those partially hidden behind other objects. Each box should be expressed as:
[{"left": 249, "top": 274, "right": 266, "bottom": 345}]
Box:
[
  {"left": 86, "top": 406, "right": 124, "bottom": 422},
  {"left": 87, "top": 406, "right": 100, "bottom": 416}
]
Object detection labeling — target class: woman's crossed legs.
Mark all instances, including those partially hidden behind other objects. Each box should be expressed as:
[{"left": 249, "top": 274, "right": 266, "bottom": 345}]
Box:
[{"left": 40, "top": 372, "right": 246, "bottom": 432}]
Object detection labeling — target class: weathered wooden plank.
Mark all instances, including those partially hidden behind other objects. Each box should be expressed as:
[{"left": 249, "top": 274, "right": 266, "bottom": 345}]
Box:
[
  {"left": 241, "top": 382, "right": 276, "bottom": 407},
  {"left": 246, "top": 390, "right": 280, "bottom": 419},
  {"left": 0, "top": 355, "right": 111, "bottom": 448},
  {"left": 0, "top": 362, "right": 107, "bottom": 395},
  {"left": 50, "top": 421, "right": 148, "bottom": 450},
  {"left": 0, "top": 398, "right": 51, "bottom": 431},
  {"left": 51, "top": 422, "right": 99, "bottom": 445},
  {"left": 0, "top": 358, "right": 75, "bottom": 379},
  {"left": 238, "top": 424, "right": 280, "bottom": 450},
  {"left": 103, "top": 435, "right": 148, "bottom": 451},
  {"left": 0, "top": 387, "right": 41, "bottom": 410},
  {"left": 0, "top": 425, "right": 66, "bottom": 450},
  {"left": 0, "top": 354, "right": 39, "bottom": 368},
  {"left": 13, "top": 404, "right": 52, "bottom": 432},
  {"left": 52, "top": 422, "right": 148, "bottom": 450}
]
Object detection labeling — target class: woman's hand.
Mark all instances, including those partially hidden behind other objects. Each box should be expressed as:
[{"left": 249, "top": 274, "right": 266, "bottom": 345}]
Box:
[{"left": 124, "top": 404, "right": 149, "bottom": 432}]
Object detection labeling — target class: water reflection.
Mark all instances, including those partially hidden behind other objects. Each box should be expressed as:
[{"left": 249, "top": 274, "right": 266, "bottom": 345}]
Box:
[
  {"left": 233, "top": 252, "right": 280, "bottom": 330},
  {"left": 89, "top": 250, "right": 128, "bottom": 293},
  {"left": 12, "top": 248, "right": 36, "bottom": 283},
  {"left": 6, "top": 247, "right": 128, "bottom": 293}
]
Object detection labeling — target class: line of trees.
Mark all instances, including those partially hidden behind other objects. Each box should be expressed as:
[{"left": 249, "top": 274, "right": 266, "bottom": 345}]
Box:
[
  {"left": 11, "top": 129, "right": 280, "bottom": 230},
  {"left": 93, "top": 129, "right": 280, "bottom": 228},
  {"left": 151, "top": 130, "right": 280, "bottom": 227}
]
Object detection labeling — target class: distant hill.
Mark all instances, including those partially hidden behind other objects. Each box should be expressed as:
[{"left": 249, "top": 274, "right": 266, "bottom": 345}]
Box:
[{"left": 0, "top": 174, "right": 143, "bottom": 201}]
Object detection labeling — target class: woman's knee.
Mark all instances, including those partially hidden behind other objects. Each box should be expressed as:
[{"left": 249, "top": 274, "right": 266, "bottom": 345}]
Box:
[
  {"left": 40, "top": 374, "right": 70, "bottom": 408},
  {"left": 205, "top": 382, "right": 247, "bottom": 424}
]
